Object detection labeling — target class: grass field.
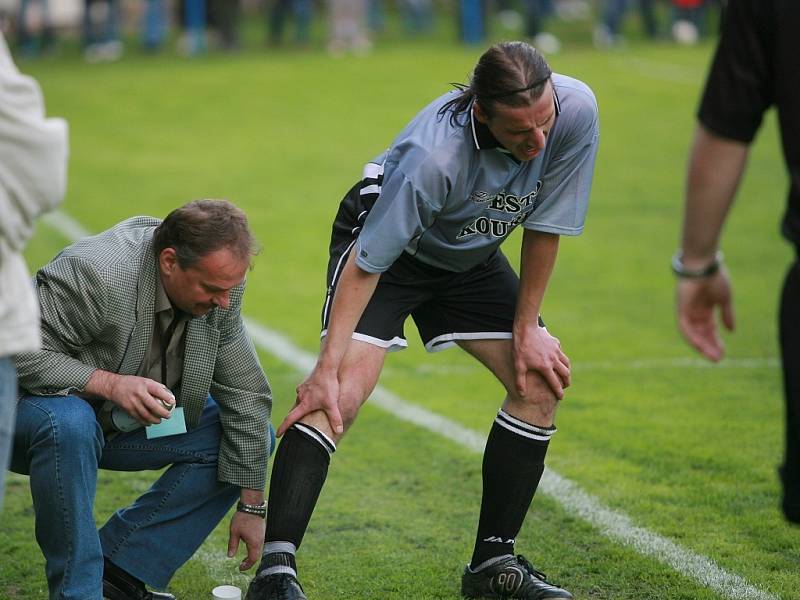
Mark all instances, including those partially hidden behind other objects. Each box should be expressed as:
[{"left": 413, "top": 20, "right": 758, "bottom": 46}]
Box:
[{"left": 2, "top": 12, "right": 799, "bottom": 600}]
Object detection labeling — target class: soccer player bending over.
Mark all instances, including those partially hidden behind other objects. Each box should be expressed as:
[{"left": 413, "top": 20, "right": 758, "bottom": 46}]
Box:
[{"left": 247, "top": 40, "right": 599, "bottom": 600}]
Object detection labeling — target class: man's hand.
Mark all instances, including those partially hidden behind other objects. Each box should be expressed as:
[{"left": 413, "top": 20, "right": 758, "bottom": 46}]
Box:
[
  {"left": 676, "top": 268, "right": 735, "bottom": 362},
  {"left": 227, "top": 511, "right": 265, "bottom": 572},
  {"left": 278, "top": 362, "right": 343, "bottom": 436},
  {"left": 86, "top": 371, "right": 175, "bottom": 424},
  {"left": 513, "top": 324, "right": 571, "bottom": 399}
]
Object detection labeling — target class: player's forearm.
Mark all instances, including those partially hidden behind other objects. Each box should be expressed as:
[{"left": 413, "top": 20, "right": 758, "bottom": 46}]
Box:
[
  {"left": 319, "top": 252, "right": 380, "bottom": 370},
  {"left": 680, "top": 124, "right": 749, "bottom": 269},
  {"left": 514, "top": 230, "right": 559, "bottom": 332}
]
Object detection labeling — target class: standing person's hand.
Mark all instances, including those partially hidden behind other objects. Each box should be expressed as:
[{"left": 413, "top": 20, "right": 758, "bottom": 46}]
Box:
[
  {"left": 676, "top": 268, "right": 735, "bottom": 362},
  {"left": 512, "top": 324, "right": 571, "bottom": 399},
  {"left": 278, "top": 363, "right": 343, "bottom": 436}
]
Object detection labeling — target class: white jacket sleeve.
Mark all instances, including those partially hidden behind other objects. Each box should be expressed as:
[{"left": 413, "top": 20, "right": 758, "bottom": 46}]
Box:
[{"left": 0, "top": 32, "right": 68, "bottom": 253}]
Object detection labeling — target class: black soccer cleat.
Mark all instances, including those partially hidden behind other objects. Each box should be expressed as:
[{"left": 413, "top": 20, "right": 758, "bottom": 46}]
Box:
[
  {"left": 461, "top": 555, "right": 573, "bottom": 599},
  {"left": 102, "top": 558, "right": 176, "bottom": 600},
  {"left": 245, "top": 572, "right": 307, "bottom": 600}
]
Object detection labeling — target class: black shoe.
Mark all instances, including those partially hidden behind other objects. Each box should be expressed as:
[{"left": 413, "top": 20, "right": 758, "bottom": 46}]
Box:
[
  {"left": 245, "top": 572, "right": 307, "bottom": 600},
  {"left": 461, "top": 555, "right": 573, "bottom": 599},
  {"left": 102, "top": 558, "right": 176, "bottom": 600}
]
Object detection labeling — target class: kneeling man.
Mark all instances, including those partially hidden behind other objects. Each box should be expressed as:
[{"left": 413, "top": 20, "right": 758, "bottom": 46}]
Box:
[{"left": 12, "top": 200, "right": 273, "bottom": 600}]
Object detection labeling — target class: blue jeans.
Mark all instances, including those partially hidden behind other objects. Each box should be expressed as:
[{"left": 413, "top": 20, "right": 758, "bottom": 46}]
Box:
[
  {"left": 0, "top": 357, "right": 17, "bottom": 512},
  {"left": 10, "top": 394, "right": 254, "bottom": 600}
]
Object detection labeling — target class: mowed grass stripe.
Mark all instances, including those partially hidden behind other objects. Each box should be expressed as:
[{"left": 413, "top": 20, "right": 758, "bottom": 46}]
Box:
[{"left": 42, "top": 210, "right": 778, "bottom": 600}]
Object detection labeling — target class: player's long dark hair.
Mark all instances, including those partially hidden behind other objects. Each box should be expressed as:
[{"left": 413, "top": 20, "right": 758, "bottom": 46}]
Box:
[{"left": 438, "top": 41, "right": 552, "bottom": 126}]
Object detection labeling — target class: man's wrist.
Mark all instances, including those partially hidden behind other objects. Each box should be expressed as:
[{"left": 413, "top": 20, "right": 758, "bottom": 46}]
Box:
[
  {"left": 236, "top": 500, "right": 267, "bottom": 518},
  {"left": 240, "top": 488, "right": 264, "bottom": 505},
  {"left": 671, "top": 250, "right": 723, "bottom": 279},
  {"left": 84, "top": 369, "right": 120, "bottom": 400}
]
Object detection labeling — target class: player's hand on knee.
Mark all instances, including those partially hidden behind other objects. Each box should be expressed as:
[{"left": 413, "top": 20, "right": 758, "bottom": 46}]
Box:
[
  {"left": 278, "top": 363, "right": 344, "bottom": 436},
  {"left": 512, "top": 325, "right": 571, "bottom": 400}
]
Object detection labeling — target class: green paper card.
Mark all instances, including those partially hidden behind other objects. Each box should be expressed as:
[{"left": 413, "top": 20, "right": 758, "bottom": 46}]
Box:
[{"left": 146, "top": 407, "right": 187, "bottom": 439}]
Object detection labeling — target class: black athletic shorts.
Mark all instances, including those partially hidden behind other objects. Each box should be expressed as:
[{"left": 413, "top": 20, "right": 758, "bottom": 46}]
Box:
[{"left": 321, "top": 181, "right": 528, "bottom": 353}]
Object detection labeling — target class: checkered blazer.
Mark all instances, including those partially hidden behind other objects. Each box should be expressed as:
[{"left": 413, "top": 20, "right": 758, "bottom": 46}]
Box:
[{"left": 15, "top": 216, "right": 273, "bottom": 490}]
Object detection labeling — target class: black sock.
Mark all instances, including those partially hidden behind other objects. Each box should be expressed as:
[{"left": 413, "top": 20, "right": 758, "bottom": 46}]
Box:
[
  {"left": 260, "top": 424, "right": 336, "bottom": 574},
  {"left": 470, "top": 410, "right": 555, "bottom": 570}
]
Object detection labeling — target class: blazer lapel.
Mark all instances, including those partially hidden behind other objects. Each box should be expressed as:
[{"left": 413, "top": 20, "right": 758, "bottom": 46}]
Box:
[
  {"left": 179, "top": 317, "right": 219, "bottom": 427},
  {"left": 117, "top": 245, "right": 158, "bottom": 376}
]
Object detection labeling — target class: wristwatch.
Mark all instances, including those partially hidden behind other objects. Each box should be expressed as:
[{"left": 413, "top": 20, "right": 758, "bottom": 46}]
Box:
[
  {"left": 236, "top": 500, "right": 267, "bottom": 518},
  {"left": 671, "top": 250, "right": 723, "bottom": 279}
]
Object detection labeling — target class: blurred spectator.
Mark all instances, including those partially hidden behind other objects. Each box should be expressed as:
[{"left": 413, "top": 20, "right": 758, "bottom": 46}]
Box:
[
  {"left": 670, "top": 0, "right": 705, "bottom": 44},
  {"left": 367, "top": 0, "right": 385, "bottom": 33},
  {"left": 183, "top": 0, "right": 207, "bottom": 54},
  {"left": 176, "top": 0, "right": 242, "bottom": 54},
  {"left": 0, "top": 30, "right": 68, "bottom": 510},
  {"left": 522, "top": 0, "right": 560, "bottom": 53},
  {"left": 82, "top": 0, "right": 123, "bottom": 62},
  {"left": 268, "top": 0, "right": 313, "bottom": 47},
  {"left": 209, "top": 0, "right": 241, "bottom": 50},
  {"left": 142, "top": 0, "right": 168, "bottom": 51},
  {"left": 594, "top": 0, "right": 659, "bottom": 47},
  {"left": 459, "top": 0, "right": 485, "bottom": 44},
  {"left": 16, "top": 0, "right": 56, "bottom": 57},
  {"left": 327, "top": 0, "right": 370, "bottom": 55},
  {"left": 401, "top": 0, "right": 433, "bottom": 35},
  {"left": 495, "top": 1, "right": 559, "bottom": 53}
]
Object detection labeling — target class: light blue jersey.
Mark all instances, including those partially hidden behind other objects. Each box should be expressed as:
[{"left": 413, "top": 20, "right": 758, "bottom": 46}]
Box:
[{"left": 355, "top": 73, "right": 599, "bottom": 274}]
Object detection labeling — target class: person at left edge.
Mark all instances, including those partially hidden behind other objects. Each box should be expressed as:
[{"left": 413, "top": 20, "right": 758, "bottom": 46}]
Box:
[
  {"left": 11, "top": 199, "right": 274, "bottom": 600},
  {"left": 0, "top": 31, "right": 67, "bottom": 512}
]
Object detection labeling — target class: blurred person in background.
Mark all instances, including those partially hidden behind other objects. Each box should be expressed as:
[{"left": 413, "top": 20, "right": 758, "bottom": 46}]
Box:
[
  {"left": 400, "top": 0, "right": 433, "bottom": 35},
  {"left": 82, "top": 0, "right": 123, "bottom": 61},
  {"left": 268, "top": 0, "right": 313, "bottom": 47},
  {"left": 327, "top": 0, "right": 370, "bottom": 55},
  {"left": 0, "top": 30, "right": 67, "bottom": 511},
  {"left": 16, "top": 0, "right": 56, "bottom": 56},
  {"left": 246, "top": 40, "right": 598, "bottom": 600},
  {"left": 673, "top": 0, "right": 800, "bottom": 524},
  {"left": 670, "top": 0, "right": 706, "bottom": 44},
  {"left": 593, "top": 0, "right": 659, "bottom": 47},
  {"left": 142, "top": 0, "right": 169, "bottom": 51}
]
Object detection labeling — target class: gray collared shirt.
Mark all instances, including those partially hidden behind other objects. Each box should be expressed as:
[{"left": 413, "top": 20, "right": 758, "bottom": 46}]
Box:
[{"left": 354, "top": 73, "right": 600, "bottom": 274}]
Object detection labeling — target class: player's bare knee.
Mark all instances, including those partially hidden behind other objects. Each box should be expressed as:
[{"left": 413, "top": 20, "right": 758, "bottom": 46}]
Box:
[
  {"left": 506, "top": 376, "right": 559, "bottom": 418},
  {"left": 337, "top": 385, "right": 371, "bottom": 434}
]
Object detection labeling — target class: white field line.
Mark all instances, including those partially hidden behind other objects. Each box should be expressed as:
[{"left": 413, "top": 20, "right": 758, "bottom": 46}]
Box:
[{"left": 44, "top": 210, "right": 779, "bottom": 600}]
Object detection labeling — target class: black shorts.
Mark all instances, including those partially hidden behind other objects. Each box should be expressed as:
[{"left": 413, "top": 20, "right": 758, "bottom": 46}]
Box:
[{"left": 322, "top": 181, "right": 524, "bottom": 353}]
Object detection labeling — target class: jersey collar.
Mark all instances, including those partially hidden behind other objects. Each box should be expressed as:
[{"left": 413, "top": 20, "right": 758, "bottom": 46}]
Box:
[{"left": 469, "top": 101, "right": 504, "bottom": 151}]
